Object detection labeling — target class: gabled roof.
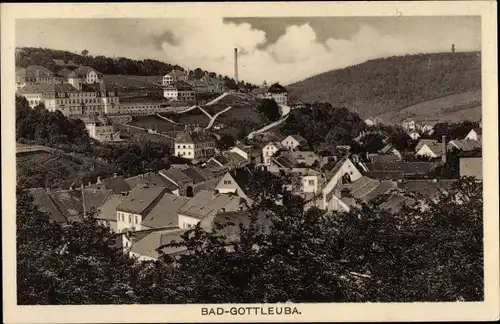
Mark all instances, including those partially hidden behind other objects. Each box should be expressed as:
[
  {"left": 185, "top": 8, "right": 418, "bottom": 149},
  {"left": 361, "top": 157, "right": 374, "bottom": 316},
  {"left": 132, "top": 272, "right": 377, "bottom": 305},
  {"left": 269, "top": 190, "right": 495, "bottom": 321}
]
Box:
[
  {"left": 368, "top": 154, "right": 401, "bottom": 164},
  {"left": 16, "top": 83, "right": 80, "bottom": 95},
  {"left": 178, "top": 191, "right": 243, "bottom": 221},
  {"left": 159, "top": 168, "right": 193, "bottom": 187},
  {"left": 228, "top": 167, "right": 253, "bottom": 193},
  {"left": 164, "top": 81, "right": 193, "bottom": 91},
  {"left": 291, "top": 151, "right": 318, "bottom": 160},
  {"left": 141, "top": 194, "right": 190, "bottom": 229},
  {"left": 420, "top": 143, "right": 445, "bottom": 156},
  {"left": 271, "top": 152, "right": 297, "bottom": 169},
  {"left": 130, "top": 228, "right": 188, "bottom": 259},
  {"left": 448, "top": 139, "right": 482, "bottom": 152},
  {"left": 472, "top": 127, "right": 482, "bottom": 135},
  {"left": 181, "top": 167, "right": 215, "bottom": 184},
  {"left": 49, "top": 189, "right": 85, "bottom": 222},
  {"left": 82, "top": 187, "right": 112, "bottom": 213},
  {"left": 29, "top": 188, "right": 67, "bottom": 223},
  {"left": 415, "top": 139, "right": 439, "bottom": 152},
  {"left": 268, "top": 83, "right": 288, "bottom": 93},
  {"left": 213, "top": 210, "right": 272, "bottom": 241},
  {"left": 25, "top": 65, "right": 54, "bottom": 79},
  {"left": 89, "top": 176, "right": 131, "bottom": 194},
  {"left": 125, "top": 173, "right": 179, "bottom": 192},
  {"left": 166, "top": 69, "right": 186, "bottom": 78},
  {"left": 175, "top": 131, "right": 215, "bottom": 144},
  {"left": 68, "top": 65, "right": 101, "bottom": 78},
  {"left": 378, "top": 144, "right": 394, "bottom": 155},
  {"left": 116, "top": 186, "right": 168, "bottom": 215},
  {"left": 96, "top": 194, "right": 127, "bottom": 221},
  {"left": 339, "top": 176, "right": 396, "bottom": 207}
]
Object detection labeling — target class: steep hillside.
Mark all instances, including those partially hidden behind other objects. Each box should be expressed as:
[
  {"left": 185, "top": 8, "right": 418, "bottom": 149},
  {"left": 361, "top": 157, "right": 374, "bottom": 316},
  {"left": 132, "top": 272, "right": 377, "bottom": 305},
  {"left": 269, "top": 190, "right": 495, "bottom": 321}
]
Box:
[{"left": 288, "top": 52, "right": 481, "bottom": 120}]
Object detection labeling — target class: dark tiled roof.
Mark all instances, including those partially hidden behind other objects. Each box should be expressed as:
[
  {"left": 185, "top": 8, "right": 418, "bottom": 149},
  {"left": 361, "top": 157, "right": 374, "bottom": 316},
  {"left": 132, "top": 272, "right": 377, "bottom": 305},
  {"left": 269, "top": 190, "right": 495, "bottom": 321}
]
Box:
[
  {"left": 175, "top": 131, "right": 215, "bottom": 144},
  {"left": 50, "top": 190, "right": 84, "bottom": 222},
  {"left": 449, "top": 140, "right": 482, "bottom": 152},
  {"left": 268, "top": 83, "right": 288, "bottom": 93},
  {"left": 101, "top": 176, "right": 131, "bottom": 194},
  {"left": 130, "top": 229, "right": 188, "bottom": 259},
  {"left": 228, "top": 167, "right": 253, "bottom": 193},
  {"left": 96, "top": 194, "right": 126, "bottom": 221},
  {"left": 125, "top": 173, "right": 179, "bottom": 192},
  {"left": 117, "top": 186, "right": 168, "bottom": 215},
  {"left": 178, "top": 191, "right": 243, "bottom": 221},
  {"left": 25, "top": 65, "right": 54, "bottom": 78},
  {"left": 369, "top": 154, "right": 401, "bottom": 163},
  {"left": 68, "top": 65, "right": 101, "bottom": 78},
  {"left": 364, "top": 162, "right": 440, "bottom": 176},
  {"left": 29, "top": 188, "right": 67, "bottom": 223},
  {"left": 213, "top": 210, "right": 272, "bottom": 240},
  {"left": 82, "top": 188, "right": 112, "bottom": 213},
  {"left": 398, "top": 180, "right": 457, "bottom": 197},
  {"left": 141, "top": 194, "right": 190, "bottom": 229},
  {"left": 17, "top": 83, "right": 80, "bottom": 94},
  {"left": 159, "top": 168, "right": 193, "bottom": 187},
  {"left": 290, "top": 134, "right": 308, "bottom": 145},
  {"left": 272, "top": 152, "right": 297, "bottom": 169},
  {"left": 473, "top": 127, "right": 482, "bottom": 135}
]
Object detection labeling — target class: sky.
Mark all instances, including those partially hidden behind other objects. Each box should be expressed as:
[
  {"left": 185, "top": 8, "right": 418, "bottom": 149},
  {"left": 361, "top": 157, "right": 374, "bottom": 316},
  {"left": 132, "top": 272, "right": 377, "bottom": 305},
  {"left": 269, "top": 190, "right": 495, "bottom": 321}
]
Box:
[{"left": 16, "top": 16, "right": 481, "bottom": 85}]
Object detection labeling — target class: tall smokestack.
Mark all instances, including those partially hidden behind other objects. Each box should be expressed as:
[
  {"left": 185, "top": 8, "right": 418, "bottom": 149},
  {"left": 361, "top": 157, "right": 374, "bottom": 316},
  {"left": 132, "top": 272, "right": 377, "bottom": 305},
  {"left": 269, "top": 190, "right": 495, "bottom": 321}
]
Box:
[
  {"left": 441, "top": 135, "right": 447, "bottom": 163},
  {"left": 234, "top": 48, "right": 239, "bottom": 84}
]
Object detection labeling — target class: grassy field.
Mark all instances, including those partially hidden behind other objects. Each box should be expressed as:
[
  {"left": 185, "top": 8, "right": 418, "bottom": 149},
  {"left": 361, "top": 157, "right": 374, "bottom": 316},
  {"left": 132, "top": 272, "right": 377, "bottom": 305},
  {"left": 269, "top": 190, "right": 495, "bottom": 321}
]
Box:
[
  {"left": 380, "top": 90, "right": 482, "bottom": 123},
  {"left": 160, "top": 109, "right": 211, "bottom": 128},
  {"left": 128, "top": 115, "right": 180, "bottom": 132}
]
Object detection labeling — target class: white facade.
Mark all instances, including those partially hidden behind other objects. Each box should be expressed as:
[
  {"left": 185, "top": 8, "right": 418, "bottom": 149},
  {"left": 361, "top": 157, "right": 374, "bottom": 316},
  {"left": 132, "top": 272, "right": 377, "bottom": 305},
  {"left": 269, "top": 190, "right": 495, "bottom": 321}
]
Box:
[
  {"left": 178, "top": 214, "right": 199, "bottom": 229},
  {"left": 416, "top": 144, "right": 439, "bottom": 158},
  {"left": 271, "top": 92, "right": 288, "bottom": 106},
  {"left": 321, "top": 158, "right": 363, "bottom": 210},
  {"left": 262, "top": 142, "right": 280, "bottom": 165},
  {"left": 281, "top": 135, "right": 302, "bottom": 151},
  {"left": 229, "top": 146, "right": 248, "bottom": 160},
  {"left": 301, "top": 175, "right": 320, "bottom": 193},
  {"left": 465, "top": 129, "right": 481, "bottom": 142},
  {"left": 174, "top": 142, "right": 196, "bottom": 159},
  {"left": 403, "top": 119, "right": 416, "bottom": 131},
  {"left": 409, "top": 132, "right": 421, "bottom": 140},
  {"left": 118, "top": 102, "right": 173, "bottom": 115},
  {"left": 85, "top": 123, "right": 118, "bottom": 142},
  {"left": 116, "top": 210, "right": 143, "bottom": 233}
]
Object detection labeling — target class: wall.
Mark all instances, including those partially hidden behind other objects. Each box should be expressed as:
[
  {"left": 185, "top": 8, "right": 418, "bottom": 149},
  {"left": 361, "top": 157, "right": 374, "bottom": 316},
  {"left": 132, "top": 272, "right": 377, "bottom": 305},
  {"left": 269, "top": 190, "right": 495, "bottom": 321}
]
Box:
[
  {"left": 459, "top": 157, "right": 482, "bottom": 180},
  {"left": 178, "top": 214, "right": 200, "bottom": 229},
  {"left": 262, "top": 144, "right": 279, "bottom": 165},
  {"left": 116, "top": 210, "right": 143, "bottom": 233},
  {"left": 416, "top": 145, "right": 438, "bottom": 158},
  {"left": 302, "top": 175, "right": 319, "bottom": 193},
  {"left": 282, "top": 136, "right": 299, "bottom": 150}
]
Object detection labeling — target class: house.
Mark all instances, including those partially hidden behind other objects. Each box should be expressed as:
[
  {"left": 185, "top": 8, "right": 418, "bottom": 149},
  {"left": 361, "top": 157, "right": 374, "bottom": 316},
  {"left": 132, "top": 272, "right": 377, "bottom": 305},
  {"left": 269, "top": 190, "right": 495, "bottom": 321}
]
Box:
[
  {"left": 464, "top": 128, "right": 482, "bottom": 142},
  {"left": 212, "top": 210, "right": 272, "bottom": 242},
  {"left": 215, "top": 168, "right": 253, "bottom": 202},
  {"left": 162, "top": 69, "right": 188, "bottom": 86},
  {"left": 251, "top": 82, "right": 289, "bottom": 106},
  {"left": 459, "top": 156, "right": 482, "bottom": 180},
  {"left": 204, "top": 151, "right": 248, "bottom": 171},
  {"left": 281, "top": 134, "right": 308, "bottom": 151},
  {"left": 29, "top": 188, "right": 77, "bottom": 224},
  {"left": 291, "top": 168, "right": 324, "bottom": 194},
  {"left": 447, "top": 139, "right": 482, "bottom": 152},
  {"left": 16, "top": 65, "right": 56, "bottom": 89},
  {"left": 268, "top": 152, "right": 297, "bottom": 173},
  {"left": 163, "top": 81, "right": 195, "bottom": 101},
  {"left": 321, "top": 155, "right": 364, "bottom": 211},
  {"left": 187, "top": 73, "right": 227, "bottom": 94},
  {"left": 402, "top": 119, "right": 416, "bottom": 131},
  {"left": 291, "top": 151, "right": 319, "bottom": 167},
  {"left": 87, "top": 175, "right": 131, "bottom": 195},
  {"left": 409, "top": 131, "right": 421, "bottom": 140},
  {"left": 95, "top": 194, "right": 126, "bottom": 232},
  {"left": 177, "top": 190, "right": 246, "bottom": 229},
  {"left": 125, "top": 172, "right": 180, "bottom": 195},
  {"left": 159, "top": 168, "right": 194, "bottom": 196},
  {"left": 82, "top": 113, "right": 121, "bottom": 142},
  {"left": 68, "top": 65, "right": 103, "bottom": 88},
  {"left": 415, "top": 136, "right": 448, "bottom": 160},
  {"left": 378, "top": 144, "right": 402, "bottom": 159},
  {"left": 139, "top": 193, "right": 191, "bottom": 230},
  {"left": 333, "top": 176, "right": 398, "bottom": 212},
  {"left": 126, "top": 228, "right": 188, "bottom": 261},
  {"left": 174, "top": 131, "right": 216, "bottom": 160},
  {"left": 115, "top": 185, "right": 170, "bottom": 233},
  {"left": 367, "top": 154, "right": 401, "bottom": 164},
  {"left": 261, "top": 141, "right": 283, "bottom": 165}
]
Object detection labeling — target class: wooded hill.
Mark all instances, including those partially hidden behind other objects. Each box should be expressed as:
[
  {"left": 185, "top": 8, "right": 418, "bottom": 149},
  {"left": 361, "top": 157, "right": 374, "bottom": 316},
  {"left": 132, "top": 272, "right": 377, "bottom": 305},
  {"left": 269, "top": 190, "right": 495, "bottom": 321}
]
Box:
[{"left": 288, "top": 52, "right": 481, "bottom": 122}]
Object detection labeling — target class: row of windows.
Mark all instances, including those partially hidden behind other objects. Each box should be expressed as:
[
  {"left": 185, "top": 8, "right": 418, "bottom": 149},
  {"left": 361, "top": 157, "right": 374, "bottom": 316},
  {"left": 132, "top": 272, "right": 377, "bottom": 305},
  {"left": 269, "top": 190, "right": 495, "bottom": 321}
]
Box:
[
  {"left": 176, "top": 143, "right": 214, "bottom": 149},
  {"left": 223, "top": 180, "right": 232, "bottom": 185},
  {"left": 118, "top": 212, "right": 139, "bottom": 225}
]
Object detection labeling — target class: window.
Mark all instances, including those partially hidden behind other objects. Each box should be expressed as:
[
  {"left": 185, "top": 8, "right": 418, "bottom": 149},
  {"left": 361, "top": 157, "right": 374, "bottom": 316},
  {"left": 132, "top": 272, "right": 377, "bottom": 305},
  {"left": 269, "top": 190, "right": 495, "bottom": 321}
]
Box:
[
  {"left": 128, "top": 215, "right": 131, "bottom": 223},
  {"left": 135, "top": 216, "right": 138, "bottom": 224},
  {"left": 224, "top": 180, "right": 232, "bottom": 185},
  {"left": 308, "top": 180, "right": 315, "bottom": 186},
  {"left": 183, "top": 145, "right": 186, "bottom": 148}
]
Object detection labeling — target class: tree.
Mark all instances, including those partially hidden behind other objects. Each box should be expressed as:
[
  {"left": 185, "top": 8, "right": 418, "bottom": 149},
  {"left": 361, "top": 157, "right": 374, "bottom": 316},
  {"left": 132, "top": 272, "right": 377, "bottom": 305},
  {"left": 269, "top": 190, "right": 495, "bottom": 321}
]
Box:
[
  {"left": 257, "top": 99, "right": 281, "bottom": 122},
  {"left": 216, "top": 134, "right": 235, "bottom": 150},
  {"left": 81, "top": 49, "right": 89, "bottom": 57}
]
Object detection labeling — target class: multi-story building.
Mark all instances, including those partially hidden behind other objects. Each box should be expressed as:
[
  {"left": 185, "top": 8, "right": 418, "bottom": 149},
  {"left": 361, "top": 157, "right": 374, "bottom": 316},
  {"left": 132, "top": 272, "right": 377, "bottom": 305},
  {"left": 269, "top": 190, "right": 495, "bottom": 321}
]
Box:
[
  {"left": 187, "top": 73, "right": 227, "bottom": 94},
  {"left": 68, "top": 65, "right": 104, "bottom": 89},
  {"left": 117, "top": 100, "right": 175, "bottom": 115},
  {"left": 162, "top": 69, "right": 188, "bottom": 86},
  {"left": 163, "top": 81, "right": 196, "bottom": 101},
  {"left": 252, "top": 82, "right": 289, "bottom": 106},
  {"left": 16, "top": 65, "right": 58, "bottom": 90},
  {"left": 261, "top": 141, "right": 283, "bottom": 165},
  {"left": 16, "top": 83, "right": 119, "bottom": 117},
  {"left": 83, "top": 113, "right": 120, "bottom": 142},
  {"left": 174, "top": 131, "right": 216, "bottom": 160}
]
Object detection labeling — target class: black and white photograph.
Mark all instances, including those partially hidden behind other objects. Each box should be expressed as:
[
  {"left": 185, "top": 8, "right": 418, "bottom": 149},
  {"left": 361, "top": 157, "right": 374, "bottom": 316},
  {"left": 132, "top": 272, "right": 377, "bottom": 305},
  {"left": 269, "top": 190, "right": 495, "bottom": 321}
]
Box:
[{"left": 2, "top": 2, "right": 498, "bottom": 323}]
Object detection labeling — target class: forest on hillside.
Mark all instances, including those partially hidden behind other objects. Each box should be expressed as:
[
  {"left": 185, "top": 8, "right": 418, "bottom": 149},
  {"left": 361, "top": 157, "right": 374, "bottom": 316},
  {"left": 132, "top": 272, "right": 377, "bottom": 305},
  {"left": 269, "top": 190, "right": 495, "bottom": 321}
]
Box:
[
  {"left": 288, "top": 52, "right": 481, "bottom": 119},
  {"left": 16, "top": 47, "right": 256, "bottom": 90}
]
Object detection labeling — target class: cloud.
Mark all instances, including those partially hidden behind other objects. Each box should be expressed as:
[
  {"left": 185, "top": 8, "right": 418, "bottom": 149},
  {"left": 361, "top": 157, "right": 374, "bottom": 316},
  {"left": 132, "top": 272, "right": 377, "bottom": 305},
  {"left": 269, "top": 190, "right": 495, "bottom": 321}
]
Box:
[{"left": 154, "top": 18, "right": 439, "bottom": 85}]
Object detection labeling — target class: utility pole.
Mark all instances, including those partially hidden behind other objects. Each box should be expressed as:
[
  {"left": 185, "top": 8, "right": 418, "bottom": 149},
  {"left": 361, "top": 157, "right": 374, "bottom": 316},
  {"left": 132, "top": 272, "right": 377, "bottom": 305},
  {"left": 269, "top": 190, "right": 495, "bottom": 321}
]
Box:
[{"left": 451, "top": 44, "right": 455, "bottom": 53}]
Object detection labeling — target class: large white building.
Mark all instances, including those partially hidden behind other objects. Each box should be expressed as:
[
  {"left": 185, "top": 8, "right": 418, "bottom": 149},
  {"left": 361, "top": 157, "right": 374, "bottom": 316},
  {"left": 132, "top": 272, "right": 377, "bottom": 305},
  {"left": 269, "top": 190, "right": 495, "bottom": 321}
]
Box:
[
  {"left": 162, "top": 69, "right": 188, "bottom": 86},
  {"left": 67, "top": 65, "right": 104, "bottom": 89},
  {"left": 262, "top": 141, "right": 283, "bottom": 165},
  {"left": 83, "top": 113, "right": 121, "bottom": 142},
  {"left": 15, "top": 65, "right": 58, "bottom": 90},
  {"left": 252, "top": 82, "right": 289, "bottom": 106},
  {"left": 17, "top": 83, "right": 120, "bottom": 117},
  {"left": 163, "top": 81, "right": 196, "bottom": 101},
  {"left": 174, "top": 131, "right": 216, "bottom": 160}
]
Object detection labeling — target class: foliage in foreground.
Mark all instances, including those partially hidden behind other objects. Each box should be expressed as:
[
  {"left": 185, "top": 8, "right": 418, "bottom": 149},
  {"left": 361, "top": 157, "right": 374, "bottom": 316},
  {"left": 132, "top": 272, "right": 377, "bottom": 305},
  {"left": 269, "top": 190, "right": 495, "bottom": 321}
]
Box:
[{"left": 17, "top": 173, "right": 483, "bottom": 304}]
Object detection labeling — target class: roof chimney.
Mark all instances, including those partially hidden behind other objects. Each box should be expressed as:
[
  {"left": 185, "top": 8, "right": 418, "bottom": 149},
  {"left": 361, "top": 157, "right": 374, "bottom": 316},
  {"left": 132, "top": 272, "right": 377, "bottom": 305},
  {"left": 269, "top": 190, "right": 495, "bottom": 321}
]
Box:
[
  {"left": 234, "top": 48, "right": 239, "bottom": 83},
  {"left": 441, "top": 135, "right": 447, "bottom": 164}
]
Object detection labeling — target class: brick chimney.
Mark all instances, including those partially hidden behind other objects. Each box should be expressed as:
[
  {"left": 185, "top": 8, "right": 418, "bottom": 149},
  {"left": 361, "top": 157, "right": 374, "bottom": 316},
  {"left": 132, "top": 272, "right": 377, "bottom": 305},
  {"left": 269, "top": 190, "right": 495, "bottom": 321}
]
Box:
[{"left": 441, "top": 135, "right": 447, "bottom": 163}]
